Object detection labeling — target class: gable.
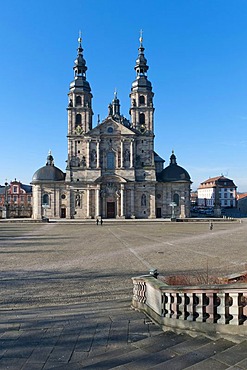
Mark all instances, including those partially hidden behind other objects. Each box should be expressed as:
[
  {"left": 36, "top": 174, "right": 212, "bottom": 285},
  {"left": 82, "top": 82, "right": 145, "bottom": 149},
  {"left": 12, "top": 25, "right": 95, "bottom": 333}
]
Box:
[{"left": 88, "top": 118, "right": 135, "bottom": 137}]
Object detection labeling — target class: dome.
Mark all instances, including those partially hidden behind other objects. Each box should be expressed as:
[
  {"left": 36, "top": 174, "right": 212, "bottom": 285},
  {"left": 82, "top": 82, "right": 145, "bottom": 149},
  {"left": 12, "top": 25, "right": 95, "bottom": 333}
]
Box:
[
  {"left": 32, "top": 152, "right": 65, "bottom": 183},
  {"left": 158, "top": 152, "right": 191, "bottom": 183}
]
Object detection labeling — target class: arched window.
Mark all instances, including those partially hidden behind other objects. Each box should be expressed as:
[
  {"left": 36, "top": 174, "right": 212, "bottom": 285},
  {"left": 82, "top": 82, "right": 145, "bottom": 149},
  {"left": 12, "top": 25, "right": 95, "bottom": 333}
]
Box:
[
  {"left": 76, "top": 114, "right": 82, "bottom": 126},
  {"left": 139, "top": 95, "right": 145, "bottom": 105},
  {"left": 173, "top": 193, "right": 179, "bottom": 206},
  {"left": 139, "top": 113, "right": 145, "bottom": 125},
  {"left": 107, "top": 152, "right": 115, "bottom": 169},
  {"left": 141, "top": 194, "right": 146, "bottom": 206},
  {"left": 42, "top": 193, "right": 49, "bottom": 206},
  {"left": 76, "top": 96, "right": 82, "bottom": 106}
]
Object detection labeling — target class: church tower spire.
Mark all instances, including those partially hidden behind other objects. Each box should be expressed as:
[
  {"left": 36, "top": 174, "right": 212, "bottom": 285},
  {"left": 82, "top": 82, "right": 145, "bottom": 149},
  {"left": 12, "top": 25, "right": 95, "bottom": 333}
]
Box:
[
  {"left": 130, "top": 32, "right": 156, "bottom": 182},
  {"left": 129, "top": 31, "right": 154, "bottom": 133},
  {"left": 67, "top": 33, "right": 93, "bottom": 135}
]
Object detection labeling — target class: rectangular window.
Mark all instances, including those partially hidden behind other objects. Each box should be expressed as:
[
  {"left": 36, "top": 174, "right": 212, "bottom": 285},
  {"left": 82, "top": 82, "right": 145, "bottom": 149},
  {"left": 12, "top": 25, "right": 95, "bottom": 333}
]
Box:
[{"left": 13, "top": 186, "right": 18, "bottom": 193}]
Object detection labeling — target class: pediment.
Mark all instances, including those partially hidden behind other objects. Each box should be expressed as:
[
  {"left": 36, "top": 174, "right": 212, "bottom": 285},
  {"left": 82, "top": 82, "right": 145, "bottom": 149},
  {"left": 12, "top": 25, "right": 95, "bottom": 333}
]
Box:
[{"left": 88, "top": 117, "right": 135, "bottom": 137}]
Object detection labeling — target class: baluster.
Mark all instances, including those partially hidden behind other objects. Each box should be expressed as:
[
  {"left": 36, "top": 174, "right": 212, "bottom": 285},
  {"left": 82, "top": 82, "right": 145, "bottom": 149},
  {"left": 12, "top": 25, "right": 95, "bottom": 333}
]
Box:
[
  {"left": 196, "top": 292, "right": 204, "bottom": 322},
  {"left": 167, "top": 293, "right": 173, "bottom": 318},
  {"left": 217, "top": 292, "right": 226, "bottom": 324},
  {"left": 163, "top": 293, "right": 169, "bottom": 317},
  {"left": 178, "top": 293, "right": 185, "bottom": 320},
  {"left": 243, "top": 293, "right": 247, "bottom": 325},
  {"left": 228, "top": 292, "right": 239, "bottom": 325},
  {"left": 170, "top": 293, "right": 177, "bottom": 319},
  {"left": 186, "top": 293, "right": 194, "bottom": 321},
  {"left": 205, "top": 292, "right": 214, "bottom": 323}
]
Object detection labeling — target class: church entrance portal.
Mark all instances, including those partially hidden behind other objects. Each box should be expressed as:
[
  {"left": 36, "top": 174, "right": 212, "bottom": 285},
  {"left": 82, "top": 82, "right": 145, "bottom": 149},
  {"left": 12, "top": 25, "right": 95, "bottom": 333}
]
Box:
[{"left": 107, "top": 202, "right": 115, "bottom": 218}]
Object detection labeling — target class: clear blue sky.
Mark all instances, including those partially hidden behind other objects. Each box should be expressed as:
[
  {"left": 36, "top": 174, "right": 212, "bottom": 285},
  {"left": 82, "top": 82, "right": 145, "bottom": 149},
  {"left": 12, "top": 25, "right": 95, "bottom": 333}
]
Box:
[{"left": 1, "top": 0, "right": 247, "bottom": 191}]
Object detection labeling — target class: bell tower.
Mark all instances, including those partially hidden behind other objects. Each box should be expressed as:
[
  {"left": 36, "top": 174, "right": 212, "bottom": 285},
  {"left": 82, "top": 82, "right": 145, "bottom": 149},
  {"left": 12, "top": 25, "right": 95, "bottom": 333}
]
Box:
[
  {"left": 129, "top": 31, "right": 154, "bottom": 134},
  {"left": 130, "top": 33, "right": 156, "bottom": 182},
  {"left": 67, "top": 34, "right": 93, "bottom": 137}
]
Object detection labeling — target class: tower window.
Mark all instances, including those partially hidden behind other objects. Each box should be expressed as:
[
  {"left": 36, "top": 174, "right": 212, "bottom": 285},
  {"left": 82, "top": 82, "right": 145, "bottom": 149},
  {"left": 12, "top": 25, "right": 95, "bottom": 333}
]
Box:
[
  {"left": 139, "top": 95, "right": 145, "bottom": 105},
  {"left": 76, "top": 114, "right": 82, "bottom": 126},
  {"left": 76, "top": 96, "right": 82, "bottom": 106},
  {"left": 139, "top": 113, "right": 145, "bottom": 125}
]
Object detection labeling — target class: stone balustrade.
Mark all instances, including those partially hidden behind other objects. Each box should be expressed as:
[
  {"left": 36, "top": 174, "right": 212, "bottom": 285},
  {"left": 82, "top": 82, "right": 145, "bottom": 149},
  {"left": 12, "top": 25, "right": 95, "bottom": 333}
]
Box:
[{"left": 132, "top": 275, "right": 247, "bottom": 337}]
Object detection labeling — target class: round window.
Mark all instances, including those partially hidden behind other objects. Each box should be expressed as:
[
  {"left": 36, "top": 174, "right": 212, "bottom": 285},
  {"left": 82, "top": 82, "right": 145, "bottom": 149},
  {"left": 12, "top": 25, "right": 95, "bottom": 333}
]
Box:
[
  {"left": 107, "top": 127, "right": 113, "bottom": 133},
  {"left": 61, "top": 194, "right": 66, "bottom": 200}
]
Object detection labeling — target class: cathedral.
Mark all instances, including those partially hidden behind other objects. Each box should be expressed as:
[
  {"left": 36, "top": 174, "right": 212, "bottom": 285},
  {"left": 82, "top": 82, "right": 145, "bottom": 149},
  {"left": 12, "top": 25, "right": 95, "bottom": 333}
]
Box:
[{"left": 32, "top": 35, "right": 191, "bottom": 220}]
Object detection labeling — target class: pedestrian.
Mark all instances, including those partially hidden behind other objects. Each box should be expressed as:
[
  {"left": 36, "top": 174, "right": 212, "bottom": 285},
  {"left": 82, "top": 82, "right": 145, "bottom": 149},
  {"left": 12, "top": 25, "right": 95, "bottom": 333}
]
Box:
[
  {"left": 96, "top": 218, "right": 99, "bottom": 225},
  {"left": 209, "top": 222, "right": 213, "bottom": 230},
  {"left": 100, "top": 218, "right": 103, "bottom": 225}
]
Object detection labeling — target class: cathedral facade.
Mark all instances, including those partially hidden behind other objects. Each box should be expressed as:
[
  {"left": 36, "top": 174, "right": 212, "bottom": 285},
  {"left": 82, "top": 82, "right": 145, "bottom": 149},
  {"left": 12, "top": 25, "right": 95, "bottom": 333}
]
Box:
[{"left": 32, "top": 36, "right": 191, "bottom": 220}]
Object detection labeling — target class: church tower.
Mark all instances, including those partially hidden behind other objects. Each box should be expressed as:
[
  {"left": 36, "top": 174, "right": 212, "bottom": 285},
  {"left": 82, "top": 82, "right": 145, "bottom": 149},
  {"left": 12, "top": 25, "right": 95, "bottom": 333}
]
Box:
[
  {"left": 130, "top": 33, "right": 156, "bottom": 182},
  {"left": 66, "top": 35, "right": 93, "bottom": 178},
  {"left": 129, "top": 32, "right": 154, "bottom": 133}
]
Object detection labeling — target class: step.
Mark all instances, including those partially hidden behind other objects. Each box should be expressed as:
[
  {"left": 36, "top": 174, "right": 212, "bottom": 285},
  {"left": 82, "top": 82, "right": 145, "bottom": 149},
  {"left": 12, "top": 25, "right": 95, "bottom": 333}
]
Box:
[
  {"left": 150, "top": 338, "right": 235, "bottom": 370},
  {"left": 185, "top": 340, "right": 247, "bottom": 369},
  {"left": 81, "top": 331, "right": 190, "bottom": 369}
]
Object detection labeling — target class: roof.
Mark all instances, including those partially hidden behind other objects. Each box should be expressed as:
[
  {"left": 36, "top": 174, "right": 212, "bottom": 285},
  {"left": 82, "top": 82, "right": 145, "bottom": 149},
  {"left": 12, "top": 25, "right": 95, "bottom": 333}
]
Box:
[
  {"left": 237, "top": 193, "right": 247, "bottom": 200},
  {"left": 199, "top": 176, "right": 237, "bottom": 189},
  {"left": 154, "top": 152, "right": 165, "bottom": 163},
  {"left": 32, "top": 153, "right": 65, "bottom": 183},
  {"left": 32, "top": 165, "right": 65, "bottom": 183},
  {"left": 157, "top": 152, "right": 191, "bottom": 183}
]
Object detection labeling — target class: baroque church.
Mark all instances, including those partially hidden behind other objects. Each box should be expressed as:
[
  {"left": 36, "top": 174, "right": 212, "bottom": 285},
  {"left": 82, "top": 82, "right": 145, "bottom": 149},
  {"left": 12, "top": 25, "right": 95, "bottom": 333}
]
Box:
[{"left": 32, "top": 35, "right": 191, "bottom": 219}]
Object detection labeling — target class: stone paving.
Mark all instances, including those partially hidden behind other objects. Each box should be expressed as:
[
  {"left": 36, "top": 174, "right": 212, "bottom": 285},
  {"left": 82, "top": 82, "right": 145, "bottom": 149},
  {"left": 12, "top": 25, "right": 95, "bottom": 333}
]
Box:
[{"left": 0, "top": 220, "right": 246, "bottom": 369}]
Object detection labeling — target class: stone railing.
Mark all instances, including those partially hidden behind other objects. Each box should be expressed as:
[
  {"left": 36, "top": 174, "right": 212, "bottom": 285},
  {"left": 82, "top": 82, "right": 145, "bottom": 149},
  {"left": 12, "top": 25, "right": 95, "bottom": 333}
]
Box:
[{"left": 132, "top": 275, "right": 247, "bottom": 338}]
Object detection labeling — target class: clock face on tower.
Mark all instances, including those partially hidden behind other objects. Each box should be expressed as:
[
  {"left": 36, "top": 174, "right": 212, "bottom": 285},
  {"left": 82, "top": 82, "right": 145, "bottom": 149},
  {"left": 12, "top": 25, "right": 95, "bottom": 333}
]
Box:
[
  {"left": 75, "top": 125, "right": 83, "bottom": 135},
  {"left": 140, "top": 124, "right": 146, "bottom": 134}
]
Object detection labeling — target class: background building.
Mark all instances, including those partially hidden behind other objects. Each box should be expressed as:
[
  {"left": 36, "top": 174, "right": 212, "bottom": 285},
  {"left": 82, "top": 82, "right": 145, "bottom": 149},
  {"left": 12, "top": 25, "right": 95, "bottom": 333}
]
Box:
[
  {"left": 197, "top": 176, "right": 237, "bottom": 208},
  {"left": 0, "top": 180, "right": 32, "bottom": 218},
  {"left": 32, "top": 36, "right": 191, "bottom": 220}
]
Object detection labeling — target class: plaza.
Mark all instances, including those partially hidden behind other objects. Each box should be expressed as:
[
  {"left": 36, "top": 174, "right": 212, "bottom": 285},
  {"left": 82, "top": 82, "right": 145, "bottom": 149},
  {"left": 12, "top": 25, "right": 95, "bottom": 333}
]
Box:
[{"left": 0, "top": 220, "right": 246, "bottom": 368}]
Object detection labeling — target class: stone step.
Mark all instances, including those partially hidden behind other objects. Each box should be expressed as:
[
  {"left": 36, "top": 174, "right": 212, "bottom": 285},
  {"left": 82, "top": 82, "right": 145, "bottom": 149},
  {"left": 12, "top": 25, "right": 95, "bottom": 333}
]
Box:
[
  {"left": 185, "top": 340, "right": 247, "bottom": 370},
  {"left": 148, "top": 338, "right": 235, "bottom": 369},
  {"left": 81, "top": 330, "right": 243, "bottom": 370}
]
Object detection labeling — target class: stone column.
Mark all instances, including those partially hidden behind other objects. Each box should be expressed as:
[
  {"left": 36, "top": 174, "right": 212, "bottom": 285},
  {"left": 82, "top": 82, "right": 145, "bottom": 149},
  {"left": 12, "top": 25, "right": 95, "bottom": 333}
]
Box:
[
  {"left": 95, "top": 188, "right": 100, "bottom": 217},
  {"left": 66, "top": 187, "right": 71, "bottom": 219},
  {"left": 120, "top": 185, "right": 125, "bottom": 217},
  {"left": 86, "top": 140, "right": 90, "bottom": 168},
  {"left": 149, "top": 192, "right": 156, "bottom": 218},
  {"left": 96, "top": 140, "right": 100, "bottom": 168},
  {"left": 120, "top": 140, "right": 124, "bottom": 168},
  {"left": 130, "top": 187, "right": 135, "bottom": 217},
  {"left": 130, "top": 140, "right": 134, "bottom": 168},
  {"left": 86, "top": 188, "right": 90, "bottom": 218}
]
